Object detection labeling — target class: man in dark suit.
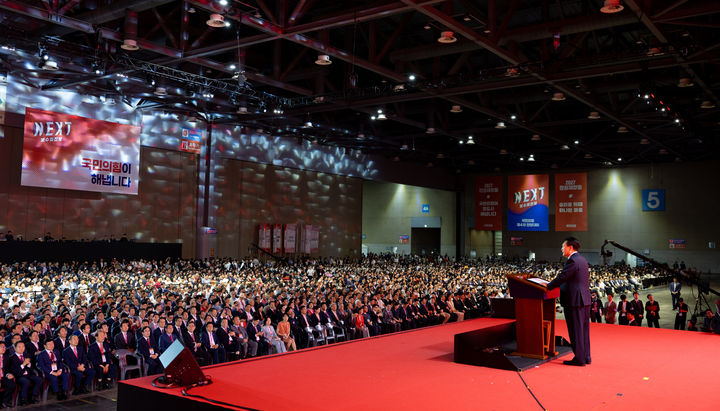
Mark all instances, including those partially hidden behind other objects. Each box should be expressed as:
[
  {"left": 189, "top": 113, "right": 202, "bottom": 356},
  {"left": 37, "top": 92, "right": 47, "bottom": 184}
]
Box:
[
  {"left": 630, "top": 292, "right": 644, "bottom": 326},
  {"left": 136, "top": 326, "right": 162, "bottom": 375},
  {"left": 54, "top": 326, "right": 69, "bottom": 353},
  {"left": 547, "top": 237, "right": 592, "bottom": 366},
  {"left": 0, "top": 343, "right": 18, "bottom": 407},
  {"left": 645, "top": 294, "right": 660, "bottom": 328},
  {"left": 674, "top": 298, "right": 689, "bottom": 330},
  {"left": 157, "top": 323, "right": 177, "bottom": 354},
  {"left": 200, "top": 322, "right": 226, "bottom": 364},
  {"left": 76, "top": 323, "right": 94, "bottom": 354},
  {"left": 62, "top": 334, "right": 95, "bottom": 394},
  {"left": 8, "top": 341, "right": 43, "bottom": 405},
  {"left": 182, "top": 321, "right": 211, "bottom": 366},
  {"left": 87, "top": 330, "right": 116, "bottom": 389},
  {"left": 37, "top": 339, "right": 70, "bottom": 400},
  {"left": 670, "top": 278, "right": 681, "bottom": 309},
  {"left": 113, "top": 320, "right": 136, "bottom": 351},
  {"left": 617, "top": 294, "right": 630, "bottom": 325}
]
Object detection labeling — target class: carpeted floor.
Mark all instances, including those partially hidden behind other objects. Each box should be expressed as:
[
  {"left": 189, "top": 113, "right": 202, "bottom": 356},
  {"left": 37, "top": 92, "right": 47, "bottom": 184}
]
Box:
[{"left": 120, "top": 317, "right": 719, "bottom": 411}]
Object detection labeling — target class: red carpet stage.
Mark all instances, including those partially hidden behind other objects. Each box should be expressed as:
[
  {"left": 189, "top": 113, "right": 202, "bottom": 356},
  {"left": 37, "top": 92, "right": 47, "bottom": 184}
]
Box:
[{"left": 119, "top": 318, "right": 719, "bottom": 410}]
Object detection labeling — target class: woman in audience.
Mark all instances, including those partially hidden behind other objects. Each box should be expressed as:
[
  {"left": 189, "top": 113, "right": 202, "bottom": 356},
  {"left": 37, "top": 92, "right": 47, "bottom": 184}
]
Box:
[
  {"left": 276, "top": 313, "right": 297, "bottom": 351},
  {"left": 261, "top": 317, "right": 287, "bottom": 354}
]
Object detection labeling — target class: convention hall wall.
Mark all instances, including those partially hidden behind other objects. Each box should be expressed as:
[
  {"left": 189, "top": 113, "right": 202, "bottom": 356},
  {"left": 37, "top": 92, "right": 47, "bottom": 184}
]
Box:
[
  {"left": 362, "top": 181, "right": 457, "bottom": 257},
  {"left": 464, "top": 161, "right": 720, "bottom": 273},
  {"left": 214, "top": 158, "right": 363, "bottom": 257}
]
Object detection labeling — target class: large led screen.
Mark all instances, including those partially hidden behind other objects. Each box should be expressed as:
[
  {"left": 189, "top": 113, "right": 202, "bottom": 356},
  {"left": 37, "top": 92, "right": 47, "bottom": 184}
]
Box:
[{"left": 21, "top": 108, "right": 141, "bottom": 195}]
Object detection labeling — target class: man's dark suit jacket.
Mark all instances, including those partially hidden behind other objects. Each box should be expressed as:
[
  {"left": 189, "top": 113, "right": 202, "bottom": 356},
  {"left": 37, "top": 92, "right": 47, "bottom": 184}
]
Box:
[
  {"left": 136, "top": 336, "right": 158, "bottom": 361},
  {"left": 114, "top": 331, "right": 136, "bottom": 350},
  {"left": 62, "top": 345, "right": 89, "bottom": 371},
  {"left": 87, "top": 341, "right": 112, "bottom": 368},
  {"left": 548, "top": 252, "right": 591, "bottom": 307},
  {"left": 8, "top": 353, "right": 36, "bottom": 377}
]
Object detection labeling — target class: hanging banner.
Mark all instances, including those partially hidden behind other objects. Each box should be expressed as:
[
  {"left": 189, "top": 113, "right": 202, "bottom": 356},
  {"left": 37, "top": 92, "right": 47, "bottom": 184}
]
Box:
[
  {"left": 555, "top": 172, "right": 588, "bottom": 231},
  {"left": 180, "top": 127, "right": 202, "bottom": 154},
  {"left": 507, "top": 174, "right": 549, "bottom": 231},
  {"left": 284, "top": 224, "right": 297, "bottom": 253},
  {"left": 474, "top": 176, "right": 502, "bottom": 230},
  {"left": 272, "top": 224, "right": 282, "bottom": 254},
  {"left": 310, "top": 226, "right": 320, "bottom": 254},
  {"left": 301, "top": 225, "right": 313, "bottom": 254},
  {"left": 258, "top": 224, "right": 271, "bottom": 251}
]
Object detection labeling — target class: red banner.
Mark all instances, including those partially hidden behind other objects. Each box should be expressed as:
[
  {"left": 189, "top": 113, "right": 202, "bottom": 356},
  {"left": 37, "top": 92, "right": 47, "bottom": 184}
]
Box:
[
  {"left": 555, "top": 173, "right": 588, "bottom": 231},
  {"left": 474, "top": 176, "right": 502, "bottom": 230}
]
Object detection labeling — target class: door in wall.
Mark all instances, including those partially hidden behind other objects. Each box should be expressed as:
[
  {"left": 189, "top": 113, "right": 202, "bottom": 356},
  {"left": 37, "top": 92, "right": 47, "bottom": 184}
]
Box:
[{"left": 411, "top": 227, "right": 441, "bottom": 256}]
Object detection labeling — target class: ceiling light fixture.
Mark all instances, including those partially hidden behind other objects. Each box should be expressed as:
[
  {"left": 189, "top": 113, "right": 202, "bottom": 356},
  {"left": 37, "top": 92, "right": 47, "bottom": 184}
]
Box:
[
  {"left": 640, "top": 138, "right": 650, "bottom": 144},
  {"left": 315, "top": 54, "right": 332, "bottom": 65},
  {"left": 584, "top": 153, "right": 592, "bottom": 159},
  {"left": 154, "top": 87, "right": 167, "bottom": 96},
  {"left": 437, "top": 31, "right": 457, "bottom": 44},
  {"left": 450, "top": 105, "right": 462, "bottom": 113},
  {"left": 425, "top": 127, "right": 436, "bottom": 134},
  {"left": 206, "top": 14, "right": 225, "bottom": 27},
  {"left": 121, "top": 39, "right": 139, "bottom": 51},
  {"left": 237, "top": 106, "right": 249, "bottom": 114},
  {"left": 600, "top": 0, "right": 624, "bottom": 13},
  {"left": 677, "top": 77, "right": 694, "bottom": 87},
  {"left": 588, "top": 111, "right": 601, "bottom": 119},
  {"left": 617, "top": 126, "right": 629, "bottom": 133},
  {"left": 531, "top": 134, "right": 541, "bottom": 141},
  {"left": 467, "top": 135, "right": 475, "bottom": 145},
  {"left": 560, "top": 144, "right": 570, "bottom": 150},
  {"left": 408, "top": 74, "right": 416, "bottom": 81},
  {"left": 551, "top": 92, "right": 566, "bottom": 101},
  {"left": 499, "top": 149, "right": 508, "bottom": 155},
  {"left": 700, "top": 100, "right": 716, "bottom": 109},
  {"left": 495, "top": 121, "right": 506, "bottom": 129}
]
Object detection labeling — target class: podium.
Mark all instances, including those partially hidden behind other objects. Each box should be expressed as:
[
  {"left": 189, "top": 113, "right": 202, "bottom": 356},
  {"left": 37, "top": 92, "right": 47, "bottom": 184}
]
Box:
[{"left": 506, "top": 274, "right": 560, "bottom": 359}]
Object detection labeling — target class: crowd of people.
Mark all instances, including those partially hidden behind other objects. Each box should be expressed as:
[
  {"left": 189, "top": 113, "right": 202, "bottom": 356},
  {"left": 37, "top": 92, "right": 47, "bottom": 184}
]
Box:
[{"left": 0, "top": 253, "right": 715, "bottom": 407}]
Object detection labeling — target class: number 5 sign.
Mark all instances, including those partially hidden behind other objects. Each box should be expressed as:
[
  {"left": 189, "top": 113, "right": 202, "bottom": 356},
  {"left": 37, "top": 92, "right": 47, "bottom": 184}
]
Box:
[{"left": 642, "top": 189, "right": 665, "bottom": 211}]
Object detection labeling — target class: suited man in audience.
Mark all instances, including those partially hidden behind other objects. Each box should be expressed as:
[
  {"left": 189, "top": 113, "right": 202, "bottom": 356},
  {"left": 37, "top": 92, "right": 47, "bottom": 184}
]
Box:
[
  {"left": 547, "top": 237, "right": 591, "bottom": 366},
  {"left": 645, "top": 294, "right": 660, "bottom": 328},
  {"left": 24, "top": 331, "right": 43, "bottom": 368},
  {"left": 136, "top": 326, "right": 162, "bottom": 375},
  {"left": 182, "top": 321, "right": 211, "bottom": 366},
  {"left": 158, "top": 323, "right": 178, "bottom": 353},
  {"left": 231, "top": 316, "right": 257, "bottom": 359},
  {"left": 37, "top": 339, "right": 70, "bottom": 400},
  {"left": 63, "top": 334, "right": 95, "bottom": 394},
  {"left": 0, "top": 343, "right": 18, "bottom": 407},
  {"left": 201, "top": 322, "right": 226, "bottom": 364},
  {"left": 76, "top": 323, "right": 94, "bottom": 354},
  {"left": 87, "top": 330, "right": 116, "bottom": 389},
  {"left": 216, "top": 317, "right": 240, "bottom": 359},
  {"left": 630, "top": 292, "right": 644, "bottom": 326},
  {"left": 114, "top": 319, "right": 136, "bottom": 351},
  {"left": 8, "top": 341, "right": 43, "bottom": 405},
  {"left": 54, "top": 326, "right": 69, "bottom": 353}
]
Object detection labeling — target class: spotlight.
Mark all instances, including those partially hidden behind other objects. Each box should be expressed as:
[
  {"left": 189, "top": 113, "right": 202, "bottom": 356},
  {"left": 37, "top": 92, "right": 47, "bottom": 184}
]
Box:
[{"left": 408, "top": 74, "right": 416, "bottom": 81}]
